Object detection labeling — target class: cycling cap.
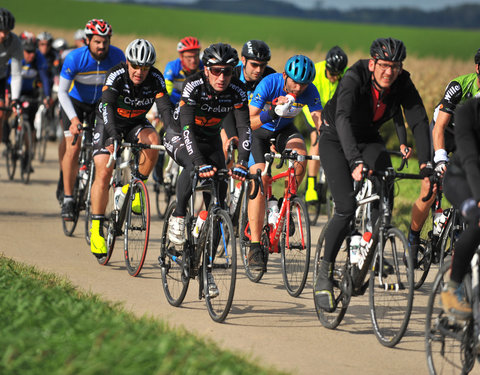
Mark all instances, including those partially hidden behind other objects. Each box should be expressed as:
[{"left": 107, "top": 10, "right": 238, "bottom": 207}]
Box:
[
  {"left": 370, "top": 37, "right": 406, "bottom": 62},
  {"left": 126, "top": 39, "right": 156, "bottom": 66},
  {"left": 74, "top": 29, "right": 86, "bottom": 41},
  {"left": 84, "top": 19, "right": 112, "bottom": 37},
  {"left": 241, "top": 40, "right": 271, "bottom": 62},
  {"left": 0, "top": 8, "right": 14, "bottom": 31},
  {"left": 20, "top": 31, "right": 36, "bottom": 52},
  {"left": 285, "top": 55, "right": 316, "bottom": 84},
  {"left": 202, "top": 43, "right": 239, "bottom": 67},
  {"left": 52, "top": 38, "right": 68, "bottom": 51},
  {"left": 474, "top": 48, "right": 480, "bottom": 65},
  {"left": 177, "top": 36, "right": 201, "bottom": 52},
  {"left": 37, "top": 31, "right": 53, "bottom": 42},
  {"left": 325, "top": 46, "right": 348, "bottom": 74}
]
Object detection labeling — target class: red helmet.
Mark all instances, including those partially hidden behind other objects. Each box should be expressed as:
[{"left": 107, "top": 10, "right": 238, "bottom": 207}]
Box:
[
  {"left": 177, "top": 36, "right": 200, "bottom": 53},
  {"left": 84, "top": 19, "right": 112, "bottom": 37},
  {"left": 20, "top": 31, "right": 37, "bottom": 51}
]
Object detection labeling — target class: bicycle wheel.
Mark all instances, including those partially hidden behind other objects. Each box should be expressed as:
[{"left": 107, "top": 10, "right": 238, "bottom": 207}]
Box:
[
  {"left": 62, "top": 177, "right": 80, "bottom": 237},
  {"left": 84, "top": 161, "right": 95, "bottom": 245},
  {"left": 425, "top": 259, "right": 475, "bottom": 375},
  {"left": 313, "top": 220, "right": 350, "bottom": 329},
  {"left": 281, "top": 196, "right": 311, "bottom": 297},
  {"left": 20, "top": 119, "right": 33, "bottom": 184},
  {"left": 369, "top": 226, "right": 414, "bottom": 347},
  {"left": 5, "top": 120, "right": 16, "bottom": 180},
  {"left": 159, "top": 201, "right": 190, "bottom": 306},
  {"left": 97, "top": 183, "right": 117, "bottom": 266},
  {"left": 155, "top": 181, "right": 172, "bottom": 219},
  {"left": 124, "top": 180, "right": 150, "bottom": 277},
  {"left": 36, "top": 109, "right": 48, "bottom": 163},
  {"left": 414, "top": 210, "right": 435, "bottom": 290},
  {"left": 306, "top": 199, "right": 320, "bottom": 227},
  {"left": 238, "top": 187, "right": 266, "bottom": 283},
  {"left": 203, "top": 209, "right": 237, "bottom": 323}
]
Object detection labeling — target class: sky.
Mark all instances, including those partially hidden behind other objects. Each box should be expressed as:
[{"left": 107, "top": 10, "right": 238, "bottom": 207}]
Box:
[{"left": 153, "top": 0, "right": 480, "bottom": 11}]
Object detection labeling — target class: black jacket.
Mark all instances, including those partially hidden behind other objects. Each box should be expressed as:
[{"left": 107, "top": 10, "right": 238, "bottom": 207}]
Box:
[{"left": 321, "top": 59, "right": 430, "bottom": 169}]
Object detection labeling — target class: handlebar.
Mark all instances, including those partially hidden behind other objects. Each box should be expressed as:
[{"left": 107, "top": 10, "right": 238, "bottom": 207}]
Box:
[
  {"left": 422, "top": 170, "right": 442, "bottom": 203},
  {"left": 106, "top": 140, "right": 166, "bottom": 168},
  {"left": 72, "top": 121, "right": 90, "bottom": 146},
  {"left": 262, "top": 149, "right": 319, "bottom": 176}
]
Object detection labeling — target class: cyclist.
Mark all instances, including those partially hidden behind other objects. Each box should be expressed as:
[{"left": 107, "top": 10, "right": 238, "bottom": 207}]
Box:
[
  {"left": 247, "top": 54, "right": 322, "bottom": 269},
  {"left": 302, "top": 46, "right": 348, "bottom": 203},
  {"left": 37, "top": 31, "right": 60, "bottom": 86},
  {"left": 164, "top": 43, "right": 251, "bottom": 245},
  {"left": 441, "top": 97, "right": 480, "bottom": 319},
  {"left": 73, "top": 29, "right": 86, "bottom": 48},
  {"left": 89, "top": 39, "right": 174, "bottom": 258},
  {"left": 220, "top": 39, "right": 275, "bottom": 162},
  {"left": 58, "top": 19, "right": 125, "bottom": 221},
  {"left": 0, "top": 8, "right": 22, "bottom": 144},
  {"left": 407, "top": 49, "right": 480, "bottom": 257},
  {"left": 313, "top": 38, "right": 431, "bottom": 312}
]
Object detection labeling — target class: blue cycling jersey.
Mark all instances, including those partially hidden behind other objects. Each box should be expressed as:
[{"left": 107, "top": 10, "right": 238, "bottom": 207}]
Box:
[
  {"left": 60, "top": 45, "right": 125, "bottom": 104},
  {"left": 250, "top": 73, "right": 322, "bottom": 132},
  {"left": 164, "top": 58, "right": 204, "bottom": 105},
  {"left": 8, "top": 50, "right": 51, "bottom": 97}
]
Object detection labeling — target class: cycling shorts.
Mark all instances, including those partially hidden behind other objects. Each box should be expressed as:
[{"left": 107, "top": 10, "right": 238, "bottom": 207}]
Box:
[{"left": 60, "top": 97, "right": 96, "bottom": 135}]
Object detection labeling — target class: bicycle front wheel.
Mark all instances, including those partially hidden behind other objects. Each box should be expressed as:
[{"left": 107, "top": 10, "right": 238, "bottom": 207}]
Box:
[
  {"left": 369, "top": 227, "right": 414, "bottom": 347},
  {"left": 204, "top": 209, "right": 237, "bottom": 323},
  {"left": 159, "top": 201, "right": 190, "bottom": 306},
  {"left": 37, "top": 109, "right": 48, "bottom": 163},
  {"left": 84, "top": 162, "right": 95, "bottom": 245},
  {"left": 124, "top": 180, "right": 150, "bottom": 277},
  {"left": 425, "top": 259, "right": 474, "bottom": 374},
  {"left": 155, "top": 181, "right": 172, "bottom": 219},
  {"left": 5, "top": 126, "right": 16, "bottom": 180},
  {"left": 97, "top": 184, "right": 117, "bottom": 266},
  {"left": 20, "top": 120, "right": 33, "bottom": 184},
  {"left": 281, "top": 196, "right": 311, "bottom": 297},
  {"left": 62, "top": 176, "right": 80, "bottom": 237}
]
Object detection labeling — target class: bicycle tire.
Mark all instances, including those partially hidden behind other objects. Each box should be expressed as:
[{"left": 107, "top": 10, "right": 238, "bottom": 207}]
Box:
[
  {"left": 313, "top": 220, "right": 350, "bottom": 329},
  {"left": 62, "top": 174, "right": 80, "bottom": 237},
  {"left": 124, "top": 180, "right": 150, "bottom": 277},
  {"left": 5, "top": 124, "right": 16, "bottom": 180},
  {"left": 238, "top": 186, "right": 266, "bottom": 283},
  {"left": 425, "top": 259, "right": 474, "bottom": 374},
  {"left": 155, "top": 181, "right": 171, "bottom": 219},
  {"left": 369, "top": 226, "right": 414, "bottom": 347},
  {"left": 414, "top": 210, "right": 435, "bottom": 290},
  {"left": 20, "top": 119, "right": 33, "bottom": 184},
  {"left": 281, "top": 196, "right": 311, "bottom": 297},
  {"left": 438, "top": 211, "right": 458, "bottom": 271},
  {"left": 160, "top": 201, "right": 190, "bottom": 306},
  {"left": 306, "top": 200, "right": 320, "bottom": 227},
  {"left": 37, "top": 109, "right": 48, "bottom": 163},
  {"left": 203, "top": 209, "right": 237, "bottom": 323},
  {"left": 97, "top": 182, "right": 117, "bottom": 265},
  {"left": 84, "top": 161, "right": 95, "bottom": 245}
]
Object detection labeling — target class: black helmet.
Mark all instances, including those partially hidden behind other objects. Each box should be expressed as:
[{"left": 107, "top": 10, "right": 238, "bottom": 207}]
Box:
[
  {"left": 474, "top": 48, "right": 480, "bottom": 65},
  {"left": 325, "top": 46, "right": 348, "bottom": 74},
  {"left": 370, "top": 37, "right": 406, "bottom": 62},
  {"left": 241, "top": 40, "right": 271, "bottom": 62},
  {"left": 0, "top": 8, "right": 15, "bottom": 31},
  {"left": 202, "top": 43, "right": 239, "bottom": 67},
  {"left": 20, "top": 31, "right": 36, "bottom": 52}
]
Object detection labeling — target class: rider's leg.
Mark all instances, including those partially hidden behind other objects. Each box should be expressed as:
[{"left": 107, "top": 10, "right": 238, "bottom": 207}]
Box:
[{"left": 306, "top": 130, "right": 320, "bottom": 202}]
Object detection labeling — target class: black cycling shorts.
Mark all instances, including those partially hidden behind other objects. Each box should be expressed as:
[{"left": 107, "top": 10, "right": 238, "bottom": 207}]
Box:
[{"left": 60, "top": 97, "right": 96, "bottom": 134}]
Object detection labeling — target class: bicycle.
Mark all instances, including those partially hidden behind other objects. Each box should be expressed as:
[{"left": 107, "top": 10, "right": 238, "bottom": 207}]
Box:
[
  {"left": 425, "top": 251, "right": 480, "bottom": 374},
  {"left": 62, "top": 118, "right": 94, "bottom": 237},
  {"left": 3, "top": 101, "right": 34, "bottom": 184},
  {"left": 34, "top": 103, "right": 50, "bottom": 163},
  {"left": 305, "top": 166, "right": 334, "bottom": 226},
  {"left": 239, "top": 148, "right": 319, "bottom": 297},
  {"left": 159, "top": 168, "right": 259, "bottom": 322},
  {"left": 96, "top": 139, "right": 164, "bottom": 276},
  {"left": 313, "top": 162, "right": 422, "bottom": 347},
  {"left": 154, "top": 153, "right": 180, "bottom": 219}
]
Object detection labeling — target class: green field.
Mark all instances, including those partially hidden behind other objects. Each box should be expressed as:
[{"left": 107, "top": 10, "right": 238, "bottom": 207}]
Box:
[{"left": 5, "top": 0, "right": 480, "bottom": 60}]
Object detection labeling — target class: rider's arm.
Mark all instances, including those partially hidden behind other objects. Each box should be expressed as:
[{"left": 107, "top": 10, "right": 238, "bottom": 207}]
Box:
[
  {"left": 37, "top": 54, "right": 52, "bottom": 98},
  {"left": 100, "top": 86, "right": 121, "bottom": 140},
  {"left": 310, "top": 110, "right": 322, "bottom": 130},
  {"left": 179, "top": 99, "right": 204, "bottom": 166},
  {"left": 57, "top": 76, "right": 78, "bottom": 122},
  {"left": 232, "top": 95, "right": 252, "bottom": 164},
  {"left": 8, "top": 37, "right": 23, "bottom": 101},
  {"left": 432, "top": 111, "right": 451, "bottom": 162}
]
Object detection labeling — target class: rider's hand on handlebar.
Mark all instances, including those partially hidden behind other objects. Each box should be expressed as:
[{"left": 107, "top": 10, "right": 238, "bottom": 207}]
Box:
[
  {"left": 230, "top": 163, "right": 248, "bottom": 181},
  {"left": 69, "top": 118, "right": 82, "bottom": 136},
  {"left": 224, "top": 136, "right": 238, "bottom": 155},
  {"left": 351, "top": 162, "right": 366, "bottom": 182},
  {"left": 419, "top": 163, "right": 434, "bottom": 179},
  {"left": 198, "top": 164, "right": 216, "bottom": 178},
  {"left": 434, "top": 161, "right": 447, "bottom": 175},
  {"left": 400, "top": 144, "right": 411, "bottom": 159}
]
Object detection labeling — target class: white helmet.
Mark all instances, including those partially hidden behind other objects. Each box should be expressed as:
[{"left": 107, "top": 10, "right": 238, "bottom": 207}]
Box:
[
  {"left": 125, "top": 39, "right": 156, "bottom": 66},
  {"left": 74, "top": 29, "right": 85, "bottom": 41},
  {"left": 52, "top": 37, "right": 68, "bottom": 51}
]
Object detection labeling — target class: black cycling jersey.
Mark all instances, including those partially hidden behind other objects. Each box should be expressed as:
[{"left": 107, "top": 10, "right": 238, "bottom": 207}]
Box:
[
  {"left": 321, "top": 59, "right": 430, "bottom": 169},
  {"left": 170, "top": 70, "right": 251, "bottom": 166},
  {"left": 97, "top": 62, "right": 174, "bottom": 140}
]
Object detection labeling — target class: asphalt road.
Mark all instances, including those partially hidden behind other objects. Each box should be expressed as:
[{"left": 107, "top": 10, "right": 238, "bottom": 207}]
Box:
[{"left": 0, "top": 141, "right": 453, "bottom": 375}]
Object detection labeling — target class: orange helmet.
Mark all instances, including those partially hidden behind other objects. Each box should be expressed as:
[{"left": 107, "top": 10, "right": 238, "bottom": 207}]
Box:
[{"left": 177, "top": 36, "right": 200, "bottom": 53}]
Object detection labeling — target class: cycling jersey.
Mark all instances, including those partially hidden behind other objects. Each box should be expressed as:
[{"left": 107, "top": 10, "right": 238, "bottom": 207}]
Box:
[
  {"left": 96, "top": 62, "right": 174, "bottom": 140},
  {"left": 302, "top": 60, "right": 346, "bottom": 127},
  {"left": 39, "top": 48, "right": 61, "bottom": 84},
  {"left": 170, "top": 70, "right": 251, "bottom": 166},
  {"left": 9, "top": 50, "right": 51, "bottom": 98},
  {"left": 250, "top": 73, "right": 323, "bottom": 132},
  {"left": 58, "top": 45, "right": 125, "bottom": 120},
  {"left": 0, "top": 32, "right": 22, "bottom": 101},
  {"left": 163, "top": 58, "right": 204, "bottom": 105}
]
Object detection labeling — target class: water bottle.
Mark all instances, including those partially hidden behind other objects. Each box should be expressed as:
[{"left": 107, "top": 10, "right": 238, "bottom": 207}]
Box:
[
  {"left": 229, "top": 181, "right": 242, "bottom": 215},
  {"left": 274, "top": 94, "right": 296, "bottom": 117},
  {"left": 192, "top": 210, "right": 208, "bottom": 238},
  {"left": 358, "top": 231, "right": 373, "bottom": 269},
  {"left": 349, "top": 232, "right": 362, "bottom": 264},
  {"left": 433, "top": 208, "right": 447, "bottom": 236},
  {"left": 78, "top": 164, "right": 88, "bottom": 190},
  {"left": 267, "top": 197, "right": 279, "bottom": 227},
  {"left": 114, "top": 185, "right": 128, "bottom": 210}
]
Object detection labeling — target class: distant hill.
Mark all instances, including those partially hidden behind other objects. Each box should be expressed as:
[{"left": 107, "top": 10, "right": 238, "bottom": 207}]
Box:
[{"left": 136, "top": 0, "right": 480, "bottom": 29}]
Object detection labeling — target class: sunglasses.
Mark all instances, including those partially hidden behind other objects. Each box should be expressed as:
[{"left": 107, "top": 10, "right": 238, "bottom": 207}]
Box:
[
  {"left": 249, "top": 61, "right": 268, "bottom": 69},
  {"left": 208, "top": 66, "right": 233, "bottom": 76},
  {"left": 130, "top": 63, "right": 150, "bottom": 71}
]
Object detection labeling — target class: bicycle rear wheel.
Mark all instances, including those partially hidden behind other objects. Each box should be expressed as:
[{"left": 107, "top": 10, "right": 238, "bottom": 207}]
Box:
[
  {"left": 425, "top": 259, "right": 474, "bottom": 374},
  {"left": 36, "top": 108, "right": 48, "bottom": 163},
  {"left": 155, "top": 181, "right": 172, "bottom": 219},
  {"left": 5, "top": 124, "right": 16, "bottom": 180},
  {"left": 281, "top": 196, "right": 311, "bottom": 297},
  {"left": 306, "top": 199, "right": 320, "bottom": 227},
  {"left": 124, "top": 180, "right": 150, "bottom": 277},
  {"left": 20, "top": 119, "right": 33, "bottom": 184},
  {"left": 415, "top": 210, "right": 434, "bottom": 290},
  {"left": 369, "top": 227, "right": 414, "bottom": 347},
  {"left": 313, "top": 220, "right": 350, "bottom": 329},
  {"left": 84, "top": 162, "right": 95, "bottom": 245},
  {"left": 62, "top": 177, "right": 80, "bottom": 237},
  {"left": 204, "top": 209, "right": 237, "bottom": 323},
  {"left": 159, "top": 202, "right": 190, "bottom": 306}
]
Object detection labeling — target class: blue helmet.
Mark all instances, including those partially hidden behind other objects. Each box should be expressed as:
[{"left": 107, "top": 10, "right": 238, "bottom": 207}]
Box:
[{"left": 284, "top": 55, "right": 315, "bottom": 84}]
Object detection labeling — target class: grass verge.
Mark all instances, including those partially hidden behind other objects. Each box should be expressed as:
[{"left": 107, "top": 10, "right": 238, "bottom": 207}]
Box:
[{"left": 0, "top": 255, "right": 287, "bottom": 375}]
